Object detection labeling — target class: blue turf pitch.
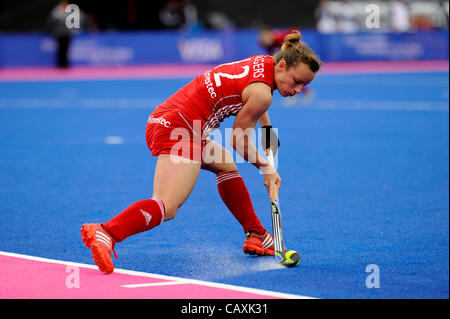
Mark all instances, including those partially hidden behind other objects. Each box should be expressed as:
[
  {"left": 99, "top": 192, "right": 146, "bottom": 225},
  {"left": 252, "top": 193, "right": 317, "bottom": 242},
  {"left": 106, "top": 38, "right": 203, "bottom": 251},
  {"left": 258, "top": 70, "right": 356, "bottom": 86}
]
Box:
[{"left": 0, "top": 71, "right": 448, "bottom": 298}]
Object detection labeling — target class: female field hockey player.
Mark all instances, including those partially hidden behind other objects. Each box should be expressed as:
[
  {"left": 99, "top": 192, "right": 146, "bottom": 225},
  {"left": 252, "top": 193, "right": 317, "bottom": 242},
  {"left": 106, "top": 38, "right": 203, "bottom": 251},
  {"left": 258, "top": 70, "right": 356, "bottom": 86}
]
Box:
[{"left": 81, "top": 30, "right": 322, "bottom": 274}]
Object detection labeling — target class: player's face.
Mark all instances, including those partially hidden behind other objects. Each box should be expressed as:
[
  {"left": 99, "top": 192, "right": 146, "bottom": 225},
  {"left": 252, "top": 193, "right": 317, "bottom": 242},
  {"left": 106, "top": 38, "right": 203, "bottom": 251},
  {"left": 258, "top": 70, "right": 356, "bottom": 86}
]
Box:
[{"left": 275, "top": 60, "right": 315, "bottom": 97}]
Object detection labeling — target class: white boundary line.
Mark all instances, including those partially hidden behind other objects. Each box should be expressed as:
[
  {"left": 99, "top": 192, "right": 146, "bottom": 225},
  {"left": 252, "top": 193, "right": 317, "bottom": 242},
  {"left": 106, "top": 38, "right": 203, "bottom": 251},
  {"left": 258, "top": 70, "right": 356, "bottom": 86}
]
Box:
[
  {"left": 121, "top": 281, "right": 190, "bottom": 288},
  {"left": 0, "top": 250, "right": 316, "bottom": 299}
]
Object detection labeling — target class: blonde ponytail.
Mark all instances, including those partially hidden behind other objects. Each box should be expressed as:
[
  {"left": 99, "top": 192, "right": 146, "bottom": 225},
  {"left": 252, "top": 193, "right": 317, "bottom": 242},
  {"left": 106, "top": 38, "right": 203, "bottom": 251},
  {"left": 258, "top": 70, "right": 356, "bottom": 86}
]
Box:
[
  {"left": 282, "top": 30, "right": 302, "bottom": 50},
  {"left": 274, "top": 30, "right": 322, "bottom": 73}
]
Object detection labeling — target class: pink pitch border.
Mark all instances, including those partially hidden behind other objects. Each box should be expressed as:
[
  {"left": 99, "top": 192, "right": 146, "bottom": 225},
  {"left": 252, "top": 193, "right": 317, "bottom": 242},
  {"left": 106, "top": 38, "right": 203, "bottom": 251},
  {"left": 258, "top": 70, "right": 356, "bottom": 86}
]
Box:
[
  {"left": 0, "top": 251, "right": 311, "bottom": 299},
  {"left": 0, "top": 60, "right": 447, "bottom": 82}
]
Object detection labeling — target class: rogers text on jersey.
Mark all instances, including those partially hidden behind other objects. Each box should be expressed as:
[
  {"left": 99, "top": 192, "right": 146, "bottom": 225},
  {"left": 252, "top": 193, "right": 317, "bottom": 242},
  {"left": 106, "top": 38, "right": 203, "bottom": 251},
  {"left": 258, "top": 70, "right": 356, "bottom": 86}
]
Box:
[{"left": 252, "top": 55, "right": 265, "bottom": 78}]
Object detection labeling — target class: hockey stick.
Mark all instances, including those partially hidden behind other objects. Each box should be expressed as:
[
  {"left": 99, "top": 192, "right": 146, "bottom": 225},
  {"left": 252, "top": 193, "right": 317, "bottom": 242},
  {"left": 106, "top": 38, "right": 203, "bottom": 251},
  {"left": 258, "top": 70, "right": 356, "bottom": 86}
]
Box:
[{"left": 267, "top": 149, "right": 300, "bottom": 267}]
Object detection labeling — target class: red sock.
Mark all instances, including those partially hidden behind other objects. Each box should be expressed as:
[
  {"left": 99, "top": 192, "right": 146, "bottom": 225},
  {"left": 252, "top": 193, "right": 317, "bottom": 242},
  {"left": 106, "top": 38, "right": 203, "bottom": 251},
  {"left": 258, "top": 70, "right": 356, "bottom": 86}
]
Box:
[
  {"left": 102, "top": 198, "right": 165, "bottom": 242},
  {"left": 216, "top": 171, "right": 265, "bottom": 234}
]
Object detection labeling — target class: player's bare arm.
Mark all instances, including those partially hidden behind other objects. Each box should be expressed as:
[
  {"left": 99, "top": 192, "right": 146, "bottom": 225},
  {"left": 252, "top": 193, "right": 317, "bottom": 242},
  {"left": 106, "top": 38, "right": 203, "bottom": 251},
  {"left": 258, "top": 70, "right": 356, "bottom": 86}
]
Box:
[
  {"left": 258, "top": 111, "right": 281, "bottom": 156},
  {"left": 232, "top": 82, "right": 271, "bottom": 168},
  {"left": 258, "top": 111, "right": 271, "bottom": 127},
  {"left": 231, "top": 82, "right": 281, "bottom": 194}
]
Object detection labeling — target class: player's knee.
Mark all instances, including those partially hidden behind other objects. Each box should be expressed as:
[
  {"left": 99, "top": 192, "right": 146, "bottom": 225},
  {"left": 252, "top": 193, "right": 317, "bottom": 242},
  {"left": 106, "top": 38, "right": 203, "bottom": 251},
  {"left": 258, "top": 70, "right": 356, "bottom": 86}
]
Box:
[
  {"left": 223, "top": 149, "right": 236, "bottom": 167},
  {"left": 218, "top": 162, "right": 237, "bottom": 174},
  {"left": 212, "top": 149, "right": 237, "bottom": 174},
  {"left": 163, "top": 203, "right": 179, "bottom": 221}
]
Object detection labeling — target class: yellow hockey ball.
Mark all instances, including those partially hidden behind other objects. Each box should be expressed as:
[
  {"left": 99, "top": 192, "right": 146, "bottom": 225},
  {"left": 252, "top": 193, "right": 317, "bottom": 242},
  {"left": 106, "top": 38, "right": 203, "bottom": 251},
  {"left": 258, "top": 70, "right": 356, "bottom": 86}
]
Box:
[{"left": 284, "top": 250, "right": 301, "bottom": 267}]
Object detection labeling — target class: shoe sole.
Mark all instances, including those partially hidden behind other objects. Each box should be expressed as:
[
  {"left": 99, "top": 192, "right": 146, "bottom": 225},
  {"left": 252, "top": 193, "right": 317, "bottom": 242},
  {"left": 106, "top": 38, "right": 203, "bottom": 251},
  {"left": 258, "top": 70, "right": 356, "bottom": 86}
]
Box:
[
  {"left": 81, "top": 224, "right": 114, "bottom": 274},
  {"left": 243, "top": 244, "right": 274, "bottom": 256}
]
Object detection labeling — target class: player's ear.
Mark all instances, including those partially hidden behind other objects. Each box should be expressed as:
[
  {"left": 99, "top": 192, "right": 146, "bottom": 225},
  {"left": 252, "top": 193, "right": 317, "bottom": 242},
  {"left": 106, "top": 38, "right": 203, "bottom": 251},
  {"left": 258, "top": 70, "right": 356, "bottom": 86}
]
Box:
[{"left": 276, "top": 59, "right": 286, "bottom": 71}]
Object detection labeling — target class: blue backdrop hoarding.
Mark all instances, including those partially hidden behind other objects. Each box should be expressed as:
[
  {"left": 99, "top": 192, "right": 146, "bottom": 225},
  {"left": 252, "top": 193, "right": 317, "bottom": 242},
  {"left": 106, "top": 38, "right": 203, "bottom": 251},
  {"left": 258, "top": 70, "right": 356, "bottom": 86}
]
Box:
[{"left": 0, "top": 29, "right": 448, "bottom": 68}]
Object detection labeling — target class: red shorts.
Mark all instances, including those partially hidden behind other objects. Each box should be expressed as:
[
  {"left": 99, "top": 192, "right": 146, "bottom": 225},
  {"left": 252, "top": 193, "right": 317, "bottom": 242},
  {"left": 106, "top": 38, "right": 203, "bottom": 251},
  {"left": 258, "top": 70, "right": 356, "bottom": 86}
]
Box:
[{"left": 145, "top": 106, "right": 207, "bottom": 162}]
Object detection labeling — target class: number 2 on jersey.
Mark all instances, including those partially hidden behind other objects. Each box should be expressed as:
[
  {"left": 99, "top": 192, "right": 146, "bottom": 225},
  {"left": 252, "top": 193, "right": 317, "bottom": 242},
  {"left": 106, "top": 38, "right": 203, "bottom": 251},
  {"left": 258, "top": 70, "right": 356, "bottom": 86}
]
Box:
[{"left": 213, "top": 58, "right": 251, "bottom": 87}]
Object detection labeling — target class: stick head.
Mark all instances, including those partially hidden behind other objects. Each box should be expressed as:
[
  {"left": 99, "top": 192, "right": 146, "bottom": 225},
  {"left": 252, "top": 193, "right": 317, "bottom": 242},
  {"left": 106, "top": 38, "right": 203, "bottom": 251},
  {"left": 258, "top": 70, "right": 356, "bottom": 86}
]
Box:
[{"left": 279, "top": 250, "right": 300, "bottom": 268}]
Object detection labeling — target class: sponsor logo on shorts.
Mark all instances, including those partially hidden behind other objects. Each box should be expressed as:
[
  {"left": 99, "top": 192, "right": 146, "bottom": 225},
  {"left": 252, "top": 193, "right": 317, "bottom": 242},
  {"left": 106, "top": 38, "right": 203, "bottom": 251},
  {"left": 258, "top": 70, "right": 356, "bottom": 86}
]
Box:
[{"left": 148, "top": 116, "right": 171, "bottom": 128}]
